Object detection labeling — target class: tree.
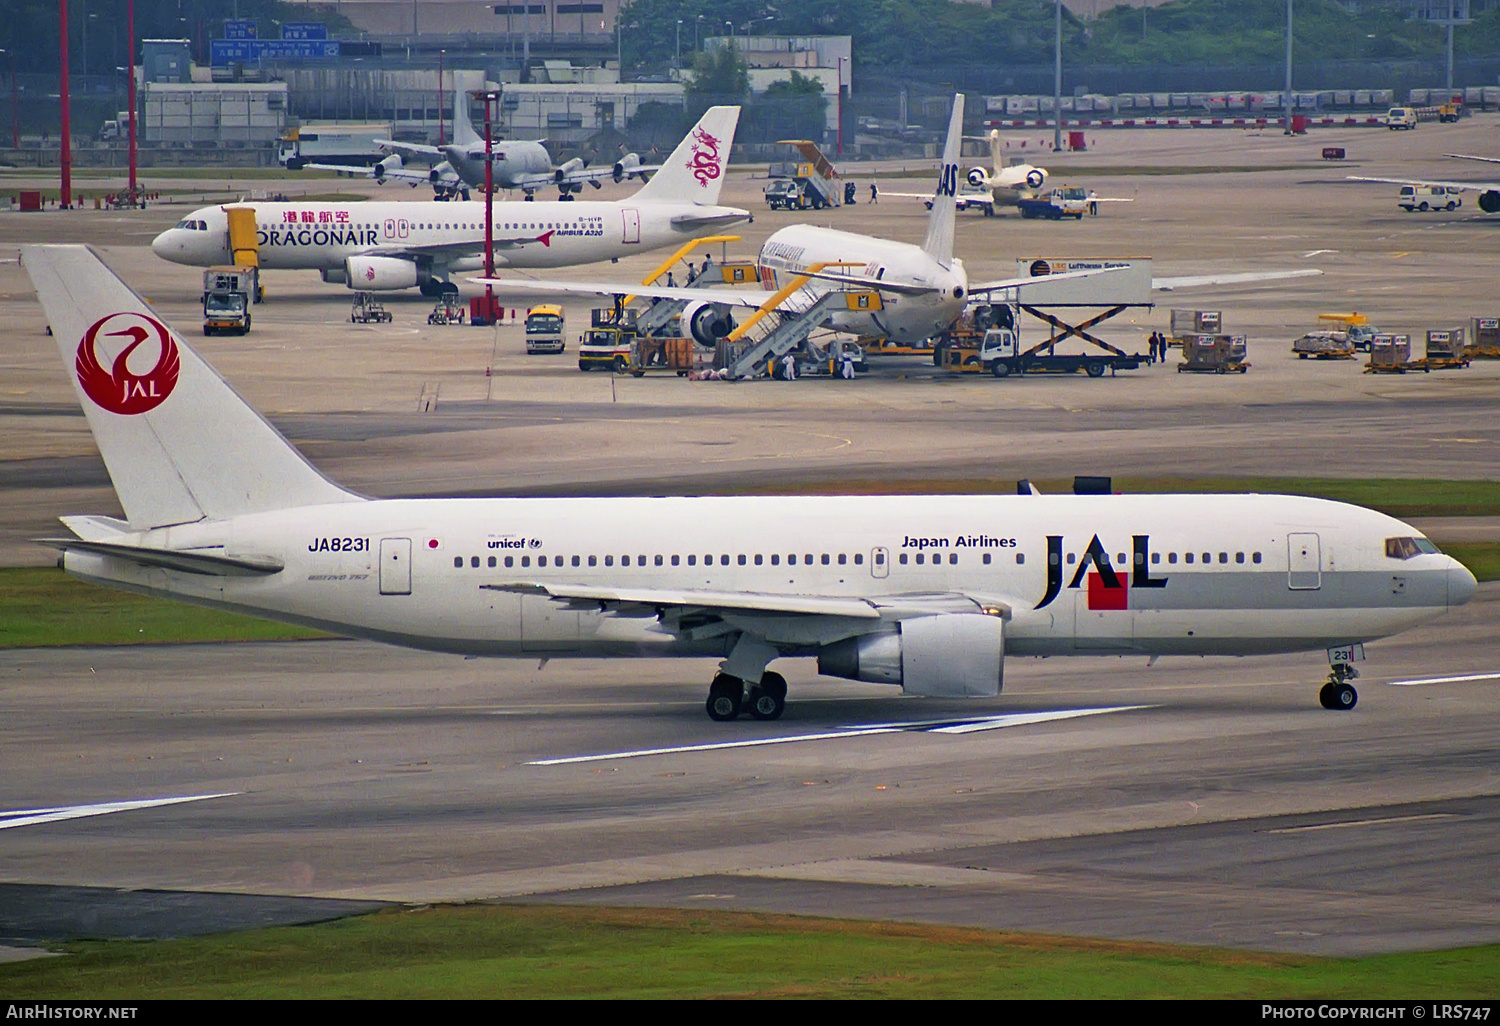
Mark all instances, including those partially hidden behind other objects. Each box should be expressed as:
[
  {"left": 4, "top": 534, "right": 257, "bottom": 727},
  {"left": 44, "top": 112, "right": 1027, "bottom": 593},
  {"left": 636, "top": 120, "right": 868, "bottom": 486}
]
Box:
[{"left": 686, "top": 41, "right": 750, "bottom": 106}]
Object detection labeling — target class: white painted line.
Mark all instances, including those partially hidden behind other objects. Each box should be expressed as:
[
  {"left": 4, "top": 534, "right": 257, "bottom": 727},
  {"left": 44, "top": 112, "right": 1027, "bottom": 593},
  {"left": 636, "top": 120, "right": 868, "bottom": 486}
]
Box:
[
  {"left": 1387, "top": 671, "right": 1500, "bottom": 687},
  {"left": 0, "top": 793, "right": 239, "bottom": 831},
  {"left": 1268, "top": 813, "right": 1457, "bottom": 835},
  {"left": 528, "top": 706, "right": 1149, "bottom": 765},
  {"left": 927, "top": 706, "right": 1151, "bottom": 734},
  {"left": 528, "top": 728, "right": 902, "bottom": 765}
]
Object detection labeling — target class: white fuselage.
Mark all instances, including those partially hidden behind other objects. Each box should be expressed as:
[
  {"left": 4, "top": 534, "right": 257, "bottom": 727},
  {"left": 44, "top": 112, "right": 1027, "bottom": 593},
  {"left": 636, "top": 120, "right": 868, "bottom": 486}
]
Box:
[
  {"left": 151, "top": 199, "right": 749, "bottom": 279},
  {"left": 66, "top": 493, "right": 1472, "bottom": 665},
  {"left": 756, "top": 224, "right": 968, "bottom": 344}
]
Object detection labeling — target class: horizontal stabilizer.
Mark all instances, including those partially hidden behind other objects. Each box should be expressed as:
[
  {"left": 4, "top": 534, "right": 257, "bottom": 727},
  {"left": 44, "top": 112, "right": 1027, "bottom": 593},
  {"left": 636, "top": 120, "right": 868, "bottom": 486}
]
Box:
[{"left": 37, "top": 538, "right": 284, "bottom": 577}]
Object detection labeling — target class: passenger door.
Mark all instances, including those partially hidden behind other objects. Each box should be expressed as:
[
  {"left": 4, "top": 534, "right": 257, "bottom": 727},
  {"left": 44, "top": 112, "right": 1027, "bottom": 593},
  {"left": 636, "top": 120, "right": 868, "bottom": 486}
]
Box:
[
  {"left": 1288, "top": 533, "right": 1321, "bottom": 590},
  {"left": 379, "top": 537, "right": 412, "bottom": 596}
]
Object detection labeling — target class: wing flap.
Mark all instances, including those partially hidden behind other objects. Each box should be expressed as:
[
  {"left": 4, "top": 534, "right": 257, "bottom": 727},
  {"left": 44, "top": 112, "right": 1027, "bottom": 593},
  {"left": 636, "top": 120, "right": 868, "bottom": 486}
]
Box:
[{"left": 482, "top": 581, "right": 881, "bottom": 619}]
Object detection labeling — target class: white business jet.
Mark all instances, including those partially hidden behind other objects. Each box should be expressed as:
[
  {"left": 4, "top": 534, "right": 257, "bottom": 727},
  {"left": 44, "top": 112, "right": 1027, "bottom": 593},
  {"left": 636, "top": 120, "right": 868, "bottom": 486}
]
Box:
[
  {"left": 151, "top": 107, "right": 745, "bottom": 297},
  {"left": 886, "top": 128, "right": 1048, "bottom": 214},
  {"left": 300, "top": 90, "right": 656, "bottom": 201},
  {"left": 22, "top": 244, "right": 1476, "bottom": 721}
]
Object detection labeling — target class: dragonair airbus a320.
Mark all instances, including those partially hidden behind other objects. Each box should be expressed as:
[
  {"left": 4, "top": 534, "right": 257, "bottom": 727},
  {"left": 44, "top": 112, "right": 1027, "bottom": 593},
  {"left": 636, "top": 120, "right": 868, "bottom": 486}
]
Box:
[
  {"left": 150, "top": 107, "right": 747, "bottom": 296},
  {"left": 23, "top": 244, "right": 1477, "bottom": 720}
]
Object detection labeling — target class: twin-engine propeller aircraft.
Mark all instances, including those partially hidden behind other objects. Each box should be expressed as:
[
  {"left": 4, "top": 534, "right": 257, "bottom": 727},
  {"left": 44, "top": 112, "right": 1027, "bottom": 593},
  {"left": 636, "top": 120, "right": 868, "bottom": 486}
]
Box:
[
  {"left": 151, "top": 107, "right": 745, "bottom": 297},
  {"left": 23, "top": 245, "right": 1476, "bottom": 721},
  {"left": 300, "top": 90, "right": 657, "bottom": 201}
]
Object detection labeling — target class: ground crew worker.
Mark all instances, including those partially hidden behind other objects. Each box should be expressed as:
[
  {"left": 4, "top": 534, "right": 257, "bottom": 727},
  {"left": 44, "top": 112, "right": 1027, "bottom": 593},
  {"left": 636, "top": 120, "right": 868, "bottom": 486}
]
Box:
[
  {"left": 781, "top": 352, "right": 797, "bottom": 381},
  {"left": 840, "top": 349, "right": 856, "bottom": 379},
  {"left": 1088, "top": 189, "right": 1099, "bottom": 216},
  {"left": 870, "top": 181, "right": 878, "bottom": 204}
]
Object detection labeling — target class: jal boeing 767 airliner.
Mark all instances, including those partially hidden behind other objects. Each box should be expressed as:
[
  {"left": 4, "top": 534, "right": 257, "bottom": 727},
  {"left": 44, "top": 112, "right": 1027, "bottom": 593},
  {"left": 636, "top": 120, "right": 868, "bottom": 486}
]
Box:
[
  {"left": 23, "top": 244, "right": 1476, "bottom": 720},
  {"left": 150, "top": 107, "right": 746, "bottom": 296}
]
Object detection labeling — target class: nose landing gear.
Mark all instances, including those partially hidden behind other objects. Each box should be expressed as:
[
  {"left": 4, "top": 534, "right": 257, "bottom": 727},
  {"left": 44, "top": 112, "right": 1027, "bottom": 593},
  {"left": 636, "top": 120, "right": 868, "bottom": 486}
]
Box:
[{"left": 1319, "top": 662, "right": 1359, "bottom": 710}]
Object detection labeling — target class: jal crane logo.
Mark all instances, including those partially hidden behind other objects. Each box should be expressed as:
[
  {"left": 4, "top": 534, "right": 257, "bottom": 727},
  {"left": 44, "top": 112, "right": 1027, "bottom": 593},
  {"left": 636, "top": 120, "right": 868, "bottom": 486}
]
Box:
[{"left": 75, "top": 313, "right": 180, "bottom": 416}]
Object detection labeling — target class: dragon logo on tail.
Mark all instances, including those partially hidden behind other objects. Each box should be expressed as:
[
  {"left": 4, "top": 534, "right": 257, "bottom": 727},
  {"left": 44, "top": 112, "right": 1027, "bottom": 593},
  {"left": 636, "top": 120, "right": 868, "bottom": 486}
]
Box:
[{"left": 686, "top": 127, "right": 723, "bottom": 187}]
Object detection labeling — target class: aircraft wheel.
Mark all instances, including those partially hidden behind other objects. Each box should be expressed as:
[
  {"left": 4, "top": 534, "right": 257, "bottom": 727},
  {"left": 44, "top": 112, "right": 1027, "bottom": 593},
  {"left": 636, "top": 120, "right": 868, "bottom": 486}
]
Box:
[
  {"left": 706, "top": 673, "right": 743, "bottom": 722},
  {"left": 1322, "top": 682, "right": 1358, "bottom": 710},
  {"left": 747, "top": 671, "right": 787, "bottom": 721}
]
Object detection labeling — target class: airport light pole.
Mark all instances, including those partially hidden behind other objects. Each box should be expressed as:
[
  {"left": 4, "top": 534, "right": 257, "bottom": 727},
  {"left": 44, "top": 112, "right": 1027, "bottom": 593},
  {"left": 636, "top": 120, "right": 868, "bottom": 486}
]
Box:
[
  {"left": 437, "top": 49, "right": 445, "bottom": 146},
  {"left": 1053, "top": 0, "right": 1062, "bottom": 152},
  {"left": 127, "top": 0, "right": 137, "bottom": 200},
  {"left": 59, "top": 0, "right": 73, "bottom": 209},
  {"left": 1284, "top": 0, "right": 1293, "bottom": 135},
  {"left": 675, "top": 20, "right": 682, "bottom": 67},
  {"left": 482, "top": 90, "right": 496, "bottom": 310}
]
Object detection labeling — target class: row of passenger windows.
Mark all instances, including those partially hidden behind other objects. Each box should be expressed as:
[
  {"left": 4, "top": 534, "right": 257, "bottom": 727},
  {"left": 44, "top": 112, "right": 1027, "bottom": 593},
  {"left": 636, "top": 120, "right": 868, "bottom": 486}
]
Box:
[
  {"left": 1052, "top": 551, "right": 1264, "bottom": 566},
  {"left": 453, "top": 550, "right": 1267, "bottom": 570},
  {"left": 453, "top": 551, "right": 1025, "bottom": 570}
]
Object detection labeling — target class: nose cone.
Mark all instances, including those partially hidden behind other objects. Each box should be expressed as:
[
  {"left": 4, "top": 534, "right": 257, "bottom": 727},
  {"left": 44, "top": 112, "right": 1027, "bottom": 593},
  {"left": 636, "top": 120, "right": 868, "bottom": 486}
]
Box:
[
  {"left": 150, "top": 229, "right": 180, "bottom": 263},
  {"left": 1449, "top": 558, "right": 1478, "bottom": 608}
]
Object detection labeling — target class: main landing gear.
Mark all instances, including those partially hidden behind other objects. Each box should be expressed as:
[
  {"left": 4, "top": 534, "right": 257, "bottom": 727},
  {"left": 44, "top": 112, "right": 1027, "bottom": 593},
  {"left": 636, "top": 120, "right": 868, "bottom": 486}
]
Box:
[
  {"left": 706, "top": 671, "right": 787, "bottom": 722},
  {"left": 1319, "top": 662, "right": 1359, "bottom": 710}
]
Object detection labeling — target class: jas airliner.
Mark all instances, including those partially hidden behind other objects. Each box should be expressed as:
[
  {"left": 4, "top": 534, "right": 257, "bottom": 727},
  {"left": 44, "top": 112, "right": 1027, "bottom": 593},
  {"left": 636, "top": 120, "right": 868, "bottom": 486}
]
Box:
[
  {"left": 476, "top": 96, "right": 1311, "bottom": 348},
  {"left": 151, "top": 107, "right": 746, "bottom": 297},
  {"left": 22, "top": 245, "right": 1476, "bottom": 721}
]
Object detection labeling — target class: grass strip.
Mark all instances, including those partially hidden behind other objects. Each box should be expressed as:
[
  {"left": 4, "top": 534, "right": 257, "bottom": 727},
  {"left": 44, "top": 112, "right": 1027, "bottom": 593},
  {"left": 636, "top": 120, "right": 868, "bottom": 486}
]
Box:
[
  {"left": 1, "top": 904, "right": 1496, "bottom": 999},
  {"left": 0, "top": 567, "right": 326, "bottom": 649},
  {"left": 1437, "top": 542, "right": 1500, "bottom": 583}
]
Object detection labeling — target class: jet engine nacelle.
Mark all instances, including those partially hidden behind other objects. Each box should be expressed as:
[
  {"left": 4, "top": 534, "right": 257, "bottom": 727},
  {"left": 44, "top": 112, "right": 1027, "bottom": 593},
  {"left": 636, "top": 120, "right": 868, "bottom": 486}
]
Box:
[
  {"left": 1480, "top": 190, "right": 1500, "bottom": 213},
  {"left": 967, "top": 166, "right": 990, "bottom": 188},
  {"left": 554, "top": 157, "right": 586, "bottom": 184},
  {"left": 817, "top": 614, "right": 1004, "bottom": 697},
  {"left": 614, "top": 153, "right": 642, "bottom": 182},
  {"left": 343, "top": 255, "right": 427, "bottom": 291},
  {"left": 683, "top": 301, "right": 734, "bottom": 346},
  {"left": 374, "top": 154, "right": 403, "bottom": 181},
  {"left": 428, "top": 160, "right": 454, "bottom": 185},
  {"left": 320, "top": 267, "right": 347, "bottom": 285}
]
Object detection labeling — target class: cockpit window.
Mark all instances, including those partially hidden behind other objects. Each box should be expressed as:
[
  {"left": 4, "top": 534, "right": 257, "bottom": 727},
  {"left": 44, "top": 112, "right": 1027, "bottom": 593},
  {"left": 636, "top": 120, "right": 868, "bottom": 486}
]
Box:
[{"left": 1386, "top": 537, "right": 1440, "bottom": 559}]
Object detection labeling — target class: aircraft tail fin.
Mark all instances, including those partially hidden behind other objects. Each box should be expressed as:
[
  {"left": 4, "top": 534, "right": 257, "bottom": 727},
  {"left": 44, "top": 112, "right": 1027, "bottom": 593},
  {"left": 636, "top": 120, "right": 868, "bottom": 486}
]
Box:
[
  {"left": 631, "top": 106, "right": 740, "bottom": 206},
  {"left": 921, "top": 94, "right": 965, "bottom": 267},
  {"left": 452, "top": 87, "right": 481, "bottom": 148},
  {"left": 22, "top": 245, "right": 360, "bottom": 531},
  {"left": 987, "top": 128, "right": 1003, "bottom": 175}
]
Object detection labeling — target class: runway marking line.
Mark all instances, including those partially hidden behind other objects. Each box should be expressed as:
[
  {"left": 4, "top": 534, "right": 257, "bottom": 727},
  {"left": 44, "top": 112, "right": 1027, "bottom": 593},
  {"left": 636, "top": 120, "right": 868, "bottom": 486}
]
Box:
[
  {"left": 1387, "top": 671, "right": 1500, "bottom": 687},
  {"left": 527, "top": 706, "right": 1150, "bottom": 766},
  {"left": 0, "top": 793, "right": 239, "bottom": 831},
  {"left": 1267, "top": 813, "right": 1458, "bottom": 835}
]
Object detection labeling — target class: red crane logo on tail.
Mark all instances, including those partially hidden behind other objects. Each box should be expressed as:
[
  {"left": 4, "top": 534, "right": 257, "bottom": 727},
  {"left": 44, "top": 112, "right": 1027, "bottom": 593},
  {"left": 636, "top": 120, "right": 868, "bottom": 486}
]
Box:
[
  {"left": 686, "top": 127, "right": 723, "bottom": 186},
  {"left": 75, "top": 313, "right": 180, "bottom": 416}
]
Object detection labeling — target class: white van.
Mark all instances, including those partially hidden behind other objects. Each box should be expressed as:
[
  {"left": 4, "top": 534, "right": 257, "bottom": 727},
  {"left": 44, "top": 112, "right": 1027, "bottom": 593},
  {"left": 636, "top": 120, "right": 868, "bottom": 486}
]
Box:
[
  {"left": 1385, "top": 107, "right": 1417, "bottom": 130},
  {"left": 1398, "top": 185, "right": 1462, "bottom": 212}
]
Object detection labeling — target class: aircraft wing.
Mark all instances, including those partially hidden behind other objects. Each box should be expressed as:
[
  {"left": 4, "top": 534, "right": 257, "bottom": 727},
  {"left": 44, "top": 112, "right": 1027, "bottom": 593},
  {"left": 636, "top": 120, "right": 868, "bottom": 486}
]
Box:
[
  {"left": 375, "top": 138, "right": 443, "bottom": 162},
  {"left": 505, "top": 165, "right": 661, "bottom": 193},
  {"left": 1445, "top": 153, "right": 1500, "bottom": 167},
  {"left": 1152, "top": 269, "right": 1322, "bottom": 291},
  {"left": 366, "top": 232, "right": 555, "bottom": 259},
  {"left": 967, "top": 266, "right": 1126, "bottom": 295},
  {"left": 304, "top": 162, "right": 434, "bottom": 188},
  {"left": 472, "top": 276, "right": 773, "bottom": 306},
  {"left": 485, "top": 582, "right": 1015, "bottom": 629},
  {"left": 485, "top": 582, "right": 881, "bottom": 619},
  {"left": 1347, "top": 174, "right": 1500, "bottom": 192}
]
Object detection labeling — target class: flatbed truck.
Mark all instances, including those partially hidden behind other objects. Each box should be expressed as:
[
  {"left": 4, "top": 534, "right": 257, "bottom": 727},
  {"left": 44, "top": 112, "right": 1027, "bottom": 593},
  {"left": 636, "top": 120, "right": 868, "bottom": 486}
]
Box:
[{"left": 944, "top": 327, "right": 1142, "bottom": 377}]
